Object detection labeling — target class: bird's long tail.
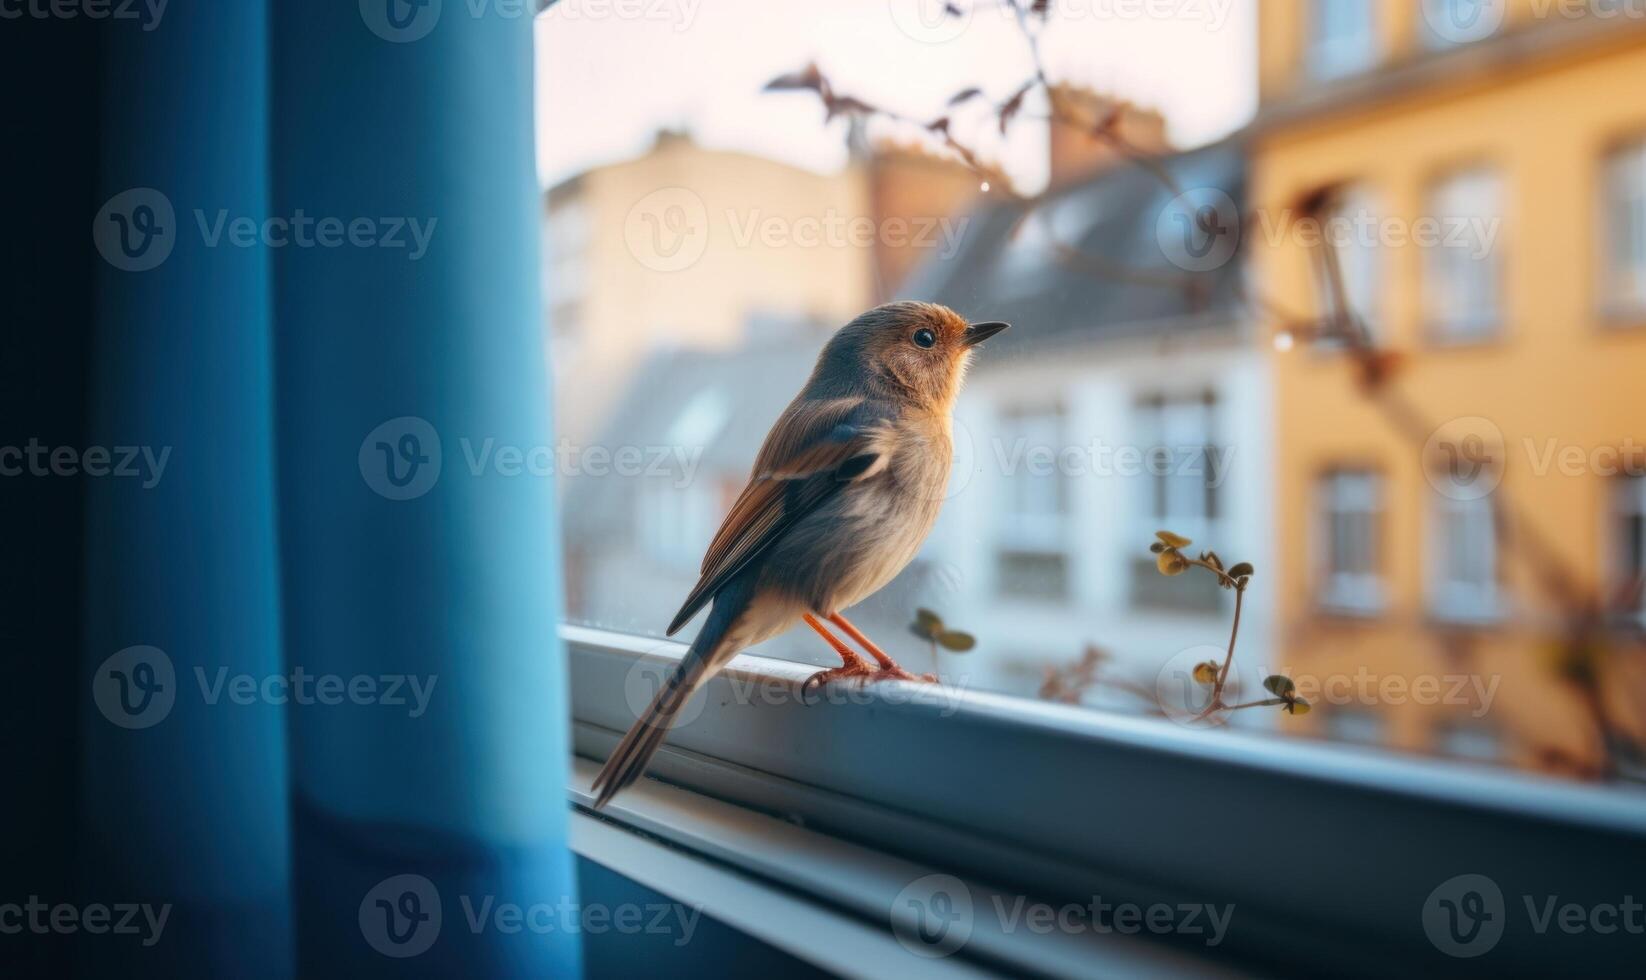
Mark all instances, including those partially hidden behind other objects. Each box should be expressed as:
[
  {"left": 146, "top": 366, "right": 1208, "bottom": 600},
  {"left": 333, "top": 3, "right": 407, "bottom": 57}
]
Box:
[{"left": 590, "top": 610, "right": 733, "bottom": 810}]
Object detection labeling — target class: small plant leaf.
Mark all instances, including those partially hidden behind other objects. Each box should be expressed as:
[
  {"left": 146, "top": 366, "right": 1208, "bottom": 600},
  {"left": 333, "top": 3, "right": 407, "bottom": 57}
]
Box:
[
  {"left": 938, "top": 630, "right": 976, "bottom": 652},
  {"left": 1192, "top": 661, "right": 1220, "bottom": 685},
  {"left": 908, "top": 609, "right": 948, "bottom": 639},
  {"left": 1156, "top": 530, "right": 1192, "bottom": 549},
  {"left": 1284, "top": 696, "right": 1312, "bottom": 716},
  {"left": 1149, "top": 541, "right": 1166, "bottom": 554},
  {"left": 1263, "top": 675, "right": 1296, "bottom": 698},
  {"left": 1227, "top": 562, "right": 1255, "bottom": 579},
  {"left": 1157, "top": 550, "right": 1189, "bottom": 576}
]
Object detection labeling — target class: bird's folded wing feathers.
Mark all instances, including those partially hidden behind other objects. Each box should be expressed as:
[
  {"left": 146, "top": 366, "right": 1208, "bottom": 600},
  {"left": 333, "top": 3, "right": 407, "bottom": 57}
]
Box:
[{"left": 665, "top": 397, "right": 892, "bottom": 636}]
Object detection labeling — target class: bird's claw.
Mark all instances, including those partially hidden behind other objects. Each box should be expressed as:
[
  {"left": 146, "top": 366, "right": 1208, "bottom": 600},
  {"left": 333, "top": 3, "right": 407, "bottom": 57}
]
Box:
[{"left": 801, "top": 662, "right": 937, "bottom": 704}]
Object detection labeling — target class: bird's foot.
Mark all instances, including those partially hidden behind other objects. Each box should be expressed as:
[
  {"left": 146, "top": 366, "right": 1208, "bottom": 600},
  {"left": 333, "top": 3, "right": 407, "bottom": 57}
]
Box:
[{"left": 801, "top": 660, "right": 936, "bottom": 703}]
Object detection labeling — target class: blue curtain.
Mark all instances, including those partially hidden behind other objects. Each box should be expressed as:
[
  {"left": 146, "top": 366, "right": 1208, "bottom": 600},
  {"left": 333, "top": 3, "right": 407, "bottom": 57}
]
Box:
[{"left": 76, "top": 2, "right": 579, "bottom": 976}]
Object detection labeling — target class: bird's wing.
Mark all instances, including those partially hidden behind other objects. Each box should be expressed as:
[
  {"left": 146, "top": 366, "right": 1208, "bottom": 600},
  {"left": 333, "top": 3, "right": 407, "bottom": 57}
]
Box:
[{"left": 665, "top": 397, "right": 893, "bottom": 635}]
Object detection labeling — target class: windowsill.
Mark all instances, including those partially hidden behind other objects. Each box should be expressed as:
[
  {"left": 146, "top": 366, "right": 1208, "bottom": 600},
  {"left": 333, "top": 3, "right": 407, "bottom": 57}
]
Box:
[
  {"left": 1426, "top": 594, "right": 1508, "bottom": 628},
  {"left": 565, "top": 622, "right": 1646, "bottom": 975},
  {"left": 1598, "top": 307, "right": 1646, "bottom": 332},
  {"left": 1423, "top": 322, "right": 1503, "bottom": 348},
  {"left": 568, "top": 758, "right": 1234, "bottom": 978}
]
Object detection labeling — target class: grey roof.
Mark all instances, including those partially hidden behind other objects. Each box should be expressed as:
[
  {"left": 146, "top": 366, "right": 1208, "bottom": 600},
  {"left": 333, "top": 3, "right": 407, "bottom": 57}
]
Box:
[{"left": 898, "top": 137, "right": 1248, "bottom": 362}]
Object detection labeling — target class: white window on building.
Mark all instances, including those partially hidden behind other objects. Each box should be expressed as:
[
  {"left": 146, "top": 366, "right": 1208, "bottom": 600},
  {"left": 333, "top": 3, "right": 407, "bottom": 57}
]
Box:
[
  {"left": 1424, "top": 167, "right": 1505, "bottom": 342},
  {"left": 1325, "top": 708, "right": 1386, "bottom": 747},
  {"left": 1318, "top": 469, "right": 1384, "bottom": 614},
  {"left": 1428, "top": 482, "right": 1501, "bottom": 623},
  {"left": 1617, "top": 475, "right": 1646, "bottom": 620},
  {"left": 1306, "top": 1, "right": 1378, "bottom": 81},
  {"left": 1315, "top": 183, "right": 1385, "bottom": 346},
  {"left": 1131, "top": 392, "right": 1223, "bottom": 611},
  {"left": 1434, "top": 721, "right": 1501, "bottom": 763},
  {"left": 1420, "top": 0, "right": 1505, "bottom": 49},
  {"left": 1602, "top": 138, "right": 1646, "bottom": 318},
  {"left": 994, "top": 402, "right": 1070, "bottom": 601}
]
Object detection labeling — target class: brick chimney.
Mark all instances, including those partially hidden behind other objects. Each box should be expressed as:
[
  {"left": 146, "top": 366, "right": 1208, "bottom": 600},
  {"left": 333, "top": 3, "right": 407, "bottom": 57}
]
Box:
[
  {"left": 861, "top": 138, "right": 985, "bottom": 301},
  {"left": 1047, "top": 84, "right": 1171, "bottom": 189}
]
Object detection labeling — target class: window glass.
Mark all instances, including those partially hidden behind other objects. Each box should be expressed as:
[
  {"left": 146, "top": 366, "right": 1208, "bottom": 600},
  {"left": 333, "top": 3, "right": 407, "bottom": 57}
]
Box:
[
  {"left": 539, "top": 2, "right": 1646, "bottom": 790},
  {"left": 1424, "top": 167, "right": 1505, "bottom": 341},
  {"left": 1319, "top": 470, "right": 1383, "bottom": 614},
  {"left": 1307, "top": 0, "right": 1378, "bottom": 81},
  {"left": 1603, "top": 139, "right": 1646, "bottom": 317}
]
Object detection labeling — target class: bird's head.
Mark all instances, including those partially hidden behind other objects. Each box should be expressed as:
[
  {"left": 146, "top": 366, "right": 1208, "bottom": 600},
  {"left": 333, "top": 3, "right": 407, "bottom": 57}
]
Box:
[{"left": 810, "top": 301, "right": 1010, "bottom": 410}]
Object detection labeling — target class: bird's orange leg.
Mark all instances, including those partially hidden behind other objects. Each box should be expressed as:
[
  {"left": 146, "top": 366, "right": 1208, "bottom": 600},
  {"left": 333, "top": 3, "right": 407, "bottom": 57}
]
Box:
[
  {"left": 801, "top": 613, "right": 878, "bottom": 695},
  {"left": 828, "top": 612, "right": 936, "bottom": 683}
]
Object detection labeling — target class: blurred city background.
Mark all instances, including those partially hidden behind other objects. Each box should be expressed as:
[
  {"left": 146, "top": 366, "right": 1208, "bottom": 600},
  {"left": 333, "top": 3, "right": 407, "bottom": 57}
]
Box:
[{"left": 538, "top": 1, "right": 1646, "bottom": 785}]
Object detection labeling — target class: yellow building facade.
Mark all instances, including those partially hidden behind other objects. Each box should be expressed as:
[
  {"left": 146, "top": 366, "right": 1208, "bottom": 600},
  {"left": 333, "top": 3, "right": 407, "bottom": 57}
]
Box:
[{"left": 1252, "top": 3, "right": 1646, "bottom": 776}]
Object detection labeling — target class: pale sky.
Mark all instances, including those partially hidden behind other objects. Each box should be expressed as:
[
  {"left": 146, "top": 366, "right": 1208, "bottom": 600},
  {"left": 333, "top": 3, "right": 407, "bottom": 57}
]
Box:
[{"left": 535, "top": 0, "right": 1258, "bottom": 191}]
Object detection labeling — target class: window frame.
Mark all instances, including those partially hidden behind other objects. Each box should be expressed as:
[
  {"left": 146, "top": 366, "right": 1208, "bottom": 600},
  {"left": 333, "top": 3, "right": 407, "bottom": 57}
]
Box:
[
  {"left": 1315, "top": 467, "right": 1386, "bottom": 616},
  {"left": 991, "top": 399, "right": 1073, "bottom": 602},
  {"left": 1422, "top": 163, "right": 1507, "bottom": 345},
  {"left": 1426, "top": 487, "right": 1505, "bottom": 625},
  {"left": 1598, "top": 135, "right": 1646, "bottom": 326},
  {"left": 1615, "top": 473, "right": 1646, "bottom": 625},
  {"left": 1303, "top": 0, "right": 1380, "bottom": 83},
  {"left": 566, "top": 623, "right": 1646, "bottom": 975}
]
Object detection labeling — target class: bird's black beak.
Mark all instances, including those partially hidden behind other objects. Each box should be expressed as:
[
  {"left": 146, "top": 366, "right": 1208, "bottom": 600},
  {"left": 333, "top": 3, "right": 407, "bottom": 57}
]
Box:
[{"left": 963, "top": 320, "right": 1010, "bottom": 348}]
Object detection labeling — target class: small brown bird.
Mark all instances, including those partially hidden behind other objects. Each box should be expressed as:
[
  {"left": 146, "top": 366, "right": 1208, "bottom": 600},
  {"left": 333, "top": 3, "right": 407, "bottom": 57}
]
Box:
[{"left": 592, "top": 302, "right": 1008, "bottom": 808}]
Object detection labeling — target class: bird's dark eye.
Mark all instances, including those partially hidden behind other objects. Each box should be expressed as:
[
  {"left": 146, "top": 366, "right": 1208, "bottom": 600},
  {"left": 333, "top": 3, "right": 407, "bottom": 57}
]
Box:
[{"left": 912, "top": 328, "right": 937, "bottom": 349}]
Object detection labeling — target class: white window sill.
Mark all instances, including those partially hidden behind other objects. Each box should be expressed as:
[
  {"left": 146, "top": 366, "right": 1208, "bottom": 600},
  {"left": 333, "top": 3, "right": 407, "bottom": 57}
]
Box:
[{"left": 564, "top": 623, "right": 1646, "bottom": 976}]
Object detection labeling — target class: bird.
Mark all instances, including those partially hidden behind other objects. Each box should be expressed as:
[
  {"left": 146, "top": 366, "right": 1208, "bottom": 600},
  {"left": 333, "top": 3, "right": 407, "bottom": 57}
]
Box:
[{"left": 591, "top": 301, "right": 1009, "bottom": 809}]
